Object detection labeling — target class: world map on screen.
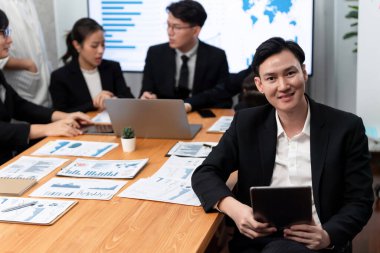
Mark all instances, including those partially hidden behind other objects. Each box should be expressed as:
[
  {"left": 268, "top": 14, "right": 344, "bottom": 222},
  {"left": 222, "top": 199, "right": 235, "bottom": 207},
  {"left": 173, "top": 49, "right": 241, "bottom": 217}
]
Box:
[
  {"left": 243, "top": 0, "right": 294, "bottom": 25},
  {"left": 214, "top": 0, "right": 312, "bottom": 72}
]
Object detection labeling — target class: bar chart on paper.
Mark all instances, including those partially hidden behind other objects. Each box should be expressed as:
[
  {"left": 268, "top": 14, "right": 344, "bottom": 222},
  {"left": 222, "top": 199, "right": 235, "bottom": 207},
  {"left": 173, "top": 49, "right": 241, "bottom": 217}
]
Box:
[{"left": 29, "top": 178, "right": 126, "bottom": 200}]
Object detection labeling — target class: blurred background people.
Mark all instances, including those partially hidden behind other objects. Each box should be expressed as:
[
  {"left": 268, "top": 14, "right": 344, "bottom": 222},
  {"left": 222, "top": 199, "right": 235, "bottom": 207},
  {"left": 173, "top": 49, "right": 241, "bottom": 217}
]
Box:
[{"left": 0, "top": 0, "right": 51, "bottom": 106}]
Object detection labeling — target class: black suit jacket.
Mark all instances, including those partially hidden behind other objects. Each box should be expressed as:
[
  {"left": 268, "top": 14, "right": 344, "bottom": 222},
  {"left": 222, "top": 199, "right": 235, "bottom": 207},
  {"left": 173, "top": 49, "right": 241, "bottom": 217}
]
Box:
[
  {"left": 192, "top": 97, "right": 373, "bottom": 251},
  {"left": 141, "top": 41, "right": 231, "bottom": 110},
  {"left": 49, "top": 59, "right": 134, "bottom": 112},
  {"left": 0, "top": 71, "right": 53, "bottom": 164}
]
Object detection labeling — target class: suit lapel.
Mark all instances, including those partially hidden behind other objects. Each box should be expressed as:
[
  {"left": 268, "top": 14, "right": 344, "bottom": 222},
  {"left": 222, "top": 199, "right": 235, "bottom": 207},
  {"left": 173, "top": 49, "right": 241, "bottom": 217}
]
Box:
[
  {"left": 193, "top": 41, "right": 206, "bottom": 92},
  {"left": 258, "top": 108, "right": 277, "bottom": 185},
  {"left": 98, "top": 62, "right": 108, "bottom": 90},
  {"left": 69, "top": 59, "right": 93, "bottom": 101},
  {"left": 167, "top": 46, "right": 176, "bottom": 90},
  {"left": 309, "top": 98, "right": 329, "bottom": 213}
]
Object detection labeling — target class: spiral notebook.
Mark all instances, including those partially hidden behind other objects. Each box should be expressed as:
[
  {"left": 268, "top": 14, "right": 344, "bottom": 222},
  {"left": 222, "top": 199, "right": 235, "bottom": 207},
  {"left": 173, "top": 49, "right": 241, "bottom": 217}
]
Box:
[{"left": 0, "top": 178, "right": 37, "bottom": 196}]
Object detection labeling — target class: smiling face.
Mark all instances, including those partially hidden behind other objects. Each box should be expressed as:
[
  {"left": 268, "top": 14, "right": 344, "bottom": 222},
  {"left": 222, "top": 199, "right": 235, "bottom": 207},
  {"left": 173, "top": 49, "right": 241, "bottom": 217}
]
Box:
[
  {"left": 167, "top": 12, "right": 200, "bottom": 53},
  {"left": 254, "top": 49, "right": 308, "bottom": 117},
  {"left": 73, "top": 29, "right": 105, "bottom": 70},
  {"left": 0, "top": 28, "right": 12, "bottom": 59}
]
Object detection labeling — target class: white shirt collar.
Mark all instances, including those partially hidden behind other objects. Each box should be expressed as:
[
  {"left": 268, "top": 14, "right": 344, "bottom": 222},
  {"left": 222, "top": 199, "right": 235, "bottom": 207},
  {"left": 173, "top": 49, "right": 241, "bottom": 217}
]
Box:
[
  {"left": 275, "top": 99, "right": 311, "bottom": 138},
  {"left": 175, "top": 40, "right": 199, "bottom": 58}
]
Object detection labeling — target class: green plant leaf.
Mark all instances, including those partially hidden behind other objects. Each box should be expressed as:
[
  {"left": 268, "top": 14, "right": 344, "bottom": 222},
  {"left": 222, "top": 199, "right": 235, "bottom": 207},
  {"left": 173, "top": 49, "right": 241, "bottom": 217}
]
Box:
[
  {"left": 348, "top": 5, "right": 359, "bottom": 11},
  {"left": 343, "top": 31, "right": 357, "bottom": 39},
  {"left": 122, "top": 127, "right": 135, "bottom": 139},
  {"left": 345, "top": 10, "right": 358, "bottom": 19}
]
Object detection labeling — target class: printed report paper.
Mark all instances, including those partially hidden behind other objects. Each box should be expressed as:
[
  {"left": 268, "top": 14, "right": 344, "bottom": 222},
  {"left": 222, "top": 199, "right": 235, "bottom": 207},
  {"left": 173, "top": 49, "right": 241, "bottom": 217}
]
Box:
[
  {"left": 30, "top": 177, "right": 126, "bottom": 200},
  {"left": 0, "top": 197, "right": 77, "bottom": 225},
  {"left": 0, "top": 156, "right": 68, "bottom": 181},
  {"left": 167, "top": 142, "right": 217, "bottom": 157},
  {"left": 207, "top": 116, "right": 233, "bottom": 133},
  {"left": 119, "top": 156, "right": 204, "bottom": 206},
  {"left": 92, "top": 110, "right": 111, "bottom": 124},
  {"left": 32, "top": 140, "right": 118, "bottom": 158},
  {"left": 57, "top": 158, "right": 149, "bottom": 179}
]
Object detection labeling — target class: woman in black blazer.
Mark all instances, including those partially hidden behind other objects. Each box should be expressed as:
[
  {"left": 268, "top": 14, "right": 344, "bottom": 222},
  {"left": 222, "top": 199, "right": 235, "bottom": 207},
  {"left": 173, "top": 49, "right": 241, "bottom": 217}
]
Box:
[{"left": 49, "top": 18, "right": 134, "bottom": 113}]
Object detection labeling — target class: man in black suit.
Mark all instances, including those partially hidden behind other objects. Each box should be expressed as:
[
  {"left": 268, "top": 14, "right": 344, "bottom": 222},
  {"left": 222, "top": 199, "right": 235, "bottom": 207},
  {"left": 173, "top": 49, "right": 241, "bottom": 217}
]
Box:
[
  {"left": 192, "top": 37, "right": 373, "bottom": 253},
  {"left": 140, "top": 0, "right": 231, "bottom": 112}
]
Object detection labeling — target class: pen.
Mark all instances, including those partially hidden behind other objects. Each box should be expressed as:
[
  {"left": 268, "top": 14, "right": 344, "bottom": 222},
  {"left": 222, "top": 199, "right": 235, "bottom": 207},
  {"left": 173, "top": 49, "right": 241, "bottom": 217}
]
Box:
[
  {"left": 1, "top": 201, "right": 38, "bottom": 213},
  {"left": 203, "top": 143, "right": 214, "bottom": 148}
]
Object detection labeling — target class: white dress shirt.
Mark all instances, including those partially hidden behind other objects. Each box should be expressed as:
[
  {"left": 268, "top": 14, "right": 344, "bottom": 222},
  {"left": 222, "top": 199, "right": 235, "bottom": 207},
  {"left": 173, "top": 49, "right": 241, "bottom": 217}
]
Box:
[
  {"left": 271, "top": 103, "right": 321, "bottom": 225},
  {"left": 175, "top": 40, "right": 199, "bottom": 92}
]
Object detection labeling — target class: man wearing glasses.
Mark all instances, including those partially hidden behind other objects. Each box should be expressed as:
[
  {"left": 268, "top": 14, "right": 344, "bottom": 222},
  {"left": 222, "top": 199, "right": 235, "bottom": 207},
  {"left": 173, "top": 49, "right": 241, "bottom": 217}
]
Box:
[{"left": 140, "top": 0, "right": 231, "bottom": 112}]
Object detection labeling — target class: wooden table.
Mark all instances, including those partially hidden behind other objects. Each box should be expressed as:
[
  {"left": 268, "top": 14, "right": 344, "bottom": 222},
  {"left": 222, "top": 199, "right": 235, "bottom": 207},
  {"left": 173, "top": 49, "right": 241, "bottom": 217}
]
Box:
[{"left": 0, "top": 109, "right": 234, "bottom": 253}]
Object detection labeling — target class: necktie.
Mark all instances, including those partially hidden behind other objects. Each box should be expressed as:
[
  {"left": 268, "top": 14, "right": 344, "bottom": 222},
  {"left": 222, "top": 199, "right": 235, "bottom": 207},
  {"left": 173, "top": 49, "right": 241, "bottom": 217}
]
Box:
[{"left": 177, "top": 55, "right": 190, "bottom": 99}]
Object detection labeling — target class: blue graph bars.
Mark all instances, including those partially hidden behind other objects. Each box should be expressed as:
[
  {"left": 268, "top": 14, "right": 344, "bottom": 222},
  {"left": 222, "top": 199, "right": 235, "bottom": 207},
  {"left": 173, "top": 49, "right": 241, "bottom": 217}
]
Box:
[{"left": 101, "top": 0, "right": 142, "bottom": 49}]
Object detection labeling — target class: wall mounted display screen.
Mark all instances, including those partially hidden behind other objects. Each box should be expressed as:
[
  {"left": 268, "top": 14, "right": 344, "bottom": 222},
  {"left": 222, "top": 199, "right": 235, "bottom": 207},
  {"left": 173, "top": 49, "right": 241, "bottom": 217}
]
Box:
[{"left": 88, "top": 0, "right": 314, "bottom": 74}]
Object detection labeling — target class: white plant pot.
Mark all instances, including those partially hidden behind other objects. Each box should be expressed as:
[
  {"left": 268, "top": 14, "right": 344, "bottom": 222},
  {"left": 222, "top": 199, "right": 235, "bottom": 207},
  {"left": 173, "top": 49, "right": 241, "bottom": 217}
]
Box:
[{"left": 121, "top": 137, "right": 136, "bottom": 152}]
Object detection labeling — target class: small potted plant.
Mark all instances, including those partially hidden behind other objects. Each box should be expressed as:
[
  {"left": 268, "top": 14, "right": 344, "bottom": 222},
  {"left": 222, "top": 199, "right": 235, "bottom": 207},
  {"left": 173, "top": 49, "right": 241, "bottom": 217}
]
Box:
[{"left": 121, "top": 127, "right": 136, "bottom": 152}]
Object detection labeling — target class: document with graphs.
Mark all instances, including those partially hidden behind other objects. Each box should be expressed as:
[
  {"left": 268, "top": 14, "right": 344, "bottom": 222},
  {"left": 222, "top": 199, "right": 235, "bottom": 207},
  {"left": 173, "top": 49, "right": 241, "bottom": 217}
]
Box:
[
  {"left": 0, "top": 156, "right": 68, "bottom": 181},
  {"left": 207, "top": 116, "right": 233, "bottom": 133},
  {"left": 32, "top": 140, "right": 118, "bottom": 158},
  {"left": 0, "top": 197, "right": 77, "bottom": 225},
  {"left": 57, "top": 158, "right": 149, "bottom": 179},
  {"left": 166, "top": 142, "right": 217, "bottom": 157},
  {"left": 119, "top": 156, "right": 203, "bottom": 206},
  {"left": 29, "top": 178, "right": 126, "bottom": 200}
]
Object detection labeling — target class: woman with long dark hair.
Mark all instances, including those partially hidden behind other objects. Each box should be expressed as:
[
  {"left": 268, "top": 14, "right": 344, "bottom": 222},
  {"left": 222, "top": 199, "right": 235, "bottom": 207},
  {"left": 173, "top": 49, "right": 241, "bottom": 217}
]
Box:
[{"left": 49, "top": 18, "right": 134, "bottom": 113}]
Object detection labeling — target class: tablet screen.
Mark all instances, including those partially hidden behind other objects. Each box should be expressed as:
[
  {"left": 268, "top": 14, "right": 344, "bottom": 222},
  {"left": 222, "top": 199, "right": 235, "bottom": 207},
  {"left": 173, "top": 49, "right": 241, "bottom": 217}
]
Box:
[{"left": 250, "top": 186, "right": 312, "bottom": 229}]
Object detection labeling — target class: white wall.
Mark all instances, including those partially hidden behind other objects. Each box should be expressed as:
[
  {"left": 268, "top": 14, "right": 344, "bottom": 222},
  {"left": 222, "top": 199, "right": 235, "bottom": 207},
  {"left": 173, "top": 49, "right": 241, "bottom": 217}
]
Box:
[
  {"left": 308, "top": 0, "right": 358, "bottom": 113},
  {"left": 356, "top": 1, "right": 380, "bottom": 126}
]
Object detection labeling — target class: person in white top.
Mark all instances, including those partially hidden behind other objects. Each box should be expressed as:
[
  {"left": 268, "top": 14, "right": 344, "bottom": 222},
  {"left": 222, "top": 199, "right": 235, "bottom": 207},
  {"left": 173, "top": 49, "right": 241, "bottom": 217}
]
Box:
[
  {"left": 192, "top": 37, "right": 373, "bottom": 253},
  {"left": 49, "top": 18, "right": 134, "bottom": 113},
  {"left": 0, "top": 0, "right": 51, "bottom": 107},
  {"left": 0, "top": 9, "right": 92, "bottom": 165}
]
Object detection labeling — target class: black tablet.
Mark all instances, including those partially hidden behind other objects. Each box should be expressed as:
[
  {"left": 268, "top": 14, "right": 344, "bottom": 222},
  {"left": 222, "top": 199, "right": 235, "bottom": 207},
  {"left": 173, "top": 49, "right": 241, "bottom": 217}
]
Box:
[{"left": 250, "top": 186, "right": 312, "bottom": 229}]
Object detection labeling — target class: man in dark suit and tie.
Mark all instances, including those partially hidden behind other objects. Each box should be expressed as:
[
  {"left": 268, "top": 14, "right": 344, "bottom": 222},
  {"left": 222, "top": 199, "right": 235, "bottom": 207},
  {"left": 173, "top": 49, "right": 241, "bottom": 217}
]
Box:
[
  {"left": 192, "top": 37, "right": 373, "bottom": 253},
  {"left": 140, "top": 0, "right": 231, "bottom": 112}
]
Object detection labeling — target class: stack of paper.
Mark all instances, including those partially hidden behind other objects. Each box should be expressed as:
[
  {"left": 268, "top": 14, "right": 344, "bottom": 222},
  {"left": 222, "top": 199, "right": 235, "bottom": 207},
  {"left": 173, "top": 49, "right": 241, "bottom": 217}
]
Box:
[{"left": 119, "top": 156, "right": 203, "bottom": 206}]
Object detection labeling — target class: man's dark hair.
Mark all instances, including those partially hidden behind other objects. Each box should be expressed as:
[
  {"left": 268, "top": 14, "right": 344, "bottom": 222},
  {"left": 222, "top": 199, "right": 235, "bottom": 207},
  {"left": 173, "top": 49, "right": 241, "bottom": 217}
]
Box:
[
  {"left": 166, "top": 0, "right": 207, "bottom": 27},
  {"left": 252, "top": 37, "right": 305, "bottom": 77},
  {"left": 0, "top": 9, "right": 9, "bottom": 31}
]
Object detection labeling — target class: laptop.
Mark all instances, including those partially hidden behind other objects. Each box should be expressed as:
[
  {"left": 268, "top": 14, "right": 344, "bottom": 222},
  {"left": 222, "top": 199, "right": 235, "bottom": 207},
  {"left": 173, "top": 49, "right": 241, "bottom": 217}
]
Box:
[
  {"left": 104, "top": 99, "right": 202, "bottom": 139},
  {"left": 80, "top": 124, "right": 114, "bottom": 135},
  {"left": 250, "top": 186, "right": 312, "bottom": 229}
]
